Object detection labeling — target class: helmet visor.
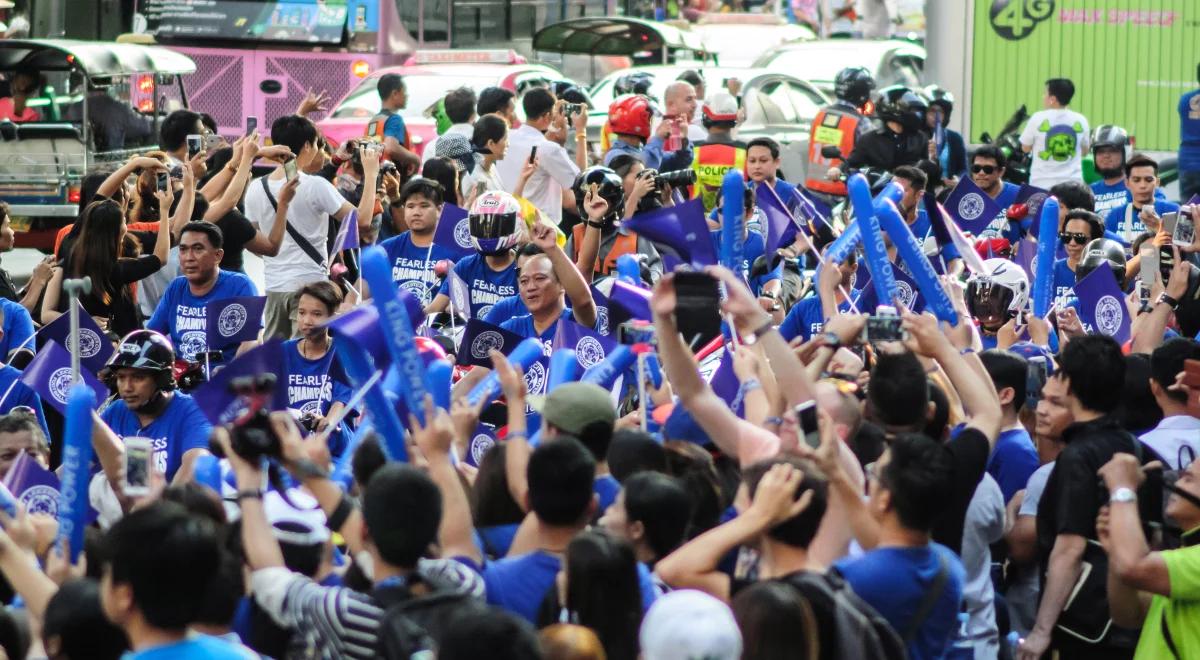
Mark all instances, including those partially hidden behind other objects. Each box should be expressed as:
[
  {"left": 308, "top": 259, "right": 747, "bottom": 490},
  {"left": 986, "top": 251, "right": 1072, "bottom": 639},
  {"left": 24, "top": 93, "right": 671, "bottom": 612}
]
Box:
[
  {"left": 469, "top": 212, "right": 517, "bottom": 241},
  {"left": 967, "top": 280, "right": 1015, "bottom": 326}
]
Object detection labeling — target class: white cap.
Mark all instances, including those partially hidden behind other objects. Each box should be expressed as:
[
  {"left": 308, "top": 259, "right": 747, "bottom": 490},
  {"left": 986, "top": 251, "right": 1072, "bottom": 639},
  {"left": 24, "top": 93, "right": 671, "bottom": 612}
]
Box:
[
  {"left": 639, "top": 590, "right": 742, "bottom": 660},
  {"left": 702, "top": 92, "right": 739, "bottom": 123},
  {"left": 264, "top": 489, "right": 330, "bottom": 546}
]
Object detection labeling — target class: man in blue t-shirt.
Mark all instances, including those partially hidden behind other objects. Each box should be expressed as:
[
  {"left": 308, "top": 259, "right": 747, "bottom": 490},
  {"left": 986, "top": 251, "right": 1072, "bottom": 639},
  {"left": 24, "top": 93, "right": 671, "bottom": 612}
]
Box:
[
  {"left": 499, "top": 223, "right": 597, "bottom": 353},
  {"left": 0, "top": 363, "right": 48, "bottom": 435},
  {"left": 971, "top": 146, "right": 1023, "bottom": 243},
  {"left": 1178, "top": 68, "right": 1200, "bottom": 202},
  {"left": 371, "top": 73, "right": 420, "bottom": 173},
  {"left": 1088, "top": 125, "right": 1169, "bottom": 217},
  {"left": 147, "top": 223, "right": 259, "bottom": 364},
  {"left": 979, "top": 351, "right": 1039, "bottom": 503},
  {"left": 1103, "top": 154, "right": 1180, "bottom": 246},
  {"left": 98, "top": 330, "right": 212, "bottom": 482},
  {"left": 0, "top": 297, "right": 33, "bottom": 362},
  {"left": 377, "top": 178, "right": 461, "bottom": 306},
  {"left": 894, "top": 166, "right": 963, "bottom": 276},
  {"left": 834, "top": 434, "right": 967, "bottom": 660},
  {"left": 780, "top": 254, "right": 858, "bottom": 343}
]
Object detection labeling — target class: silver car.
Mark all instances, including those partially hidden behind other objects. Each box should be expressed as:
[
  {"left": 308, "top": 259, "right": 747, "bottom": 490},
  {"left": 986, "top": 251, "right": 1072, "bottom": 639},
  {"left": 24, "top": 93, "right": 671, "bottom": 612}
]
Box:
[{"left": 752, "top": 39, "right": 926, "bottom": 98}]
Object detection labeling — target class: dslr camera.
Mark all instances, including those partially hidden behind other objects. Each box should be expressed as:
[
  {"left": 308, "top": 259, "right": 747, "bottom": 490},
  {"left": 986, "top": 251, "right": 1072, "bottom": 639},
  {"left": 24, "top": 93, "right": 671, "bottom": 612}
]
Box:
[
  {"left": 210, "top": 374, "right": 282, "bottom": 462},
  {"left": 654, "top": 169, "right": 697, "bottom": 191}
]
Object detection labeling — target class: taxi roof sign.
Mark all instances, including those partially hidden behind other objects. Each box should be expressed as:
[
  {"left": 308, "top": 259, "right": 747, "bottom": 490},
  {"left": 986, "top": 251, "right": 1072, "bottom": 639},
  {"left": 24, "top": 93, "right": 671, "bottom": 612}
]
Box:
[{"left": 405, "top": 50, "right": 526, "bottom": 66}]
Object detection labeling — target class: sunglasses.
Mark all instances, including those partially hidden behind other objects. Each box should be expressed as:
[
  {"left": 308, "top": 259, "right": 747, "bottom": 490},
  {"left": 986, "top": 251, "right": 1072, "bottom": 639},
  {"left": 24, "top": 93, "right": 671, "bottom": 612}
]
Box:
[
  {"left": 971, "top": 164, "right": 997, "bottom": 174},
  {"left": 1058, "top": 232, "right": 1090, "bottom": 245}
]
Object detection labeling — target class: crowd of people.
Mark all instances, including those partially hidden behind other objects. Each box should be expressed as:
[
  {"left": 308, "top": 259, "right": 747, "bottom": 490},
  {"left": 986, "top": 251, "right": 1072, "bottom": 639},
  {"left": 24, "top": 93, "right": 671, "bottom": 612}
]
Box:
[{"left": 0, "top": 57, "right": 1195, "bottom": 660}]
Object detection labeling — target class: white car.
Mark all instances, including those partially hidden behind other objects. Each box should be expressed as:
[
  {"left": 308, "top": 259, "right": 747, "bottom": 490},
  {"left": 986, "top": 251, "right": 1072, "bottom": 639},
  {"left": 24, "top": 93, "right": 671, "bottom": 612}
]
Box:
[
  {"left": 753, "top": 39, "right": 926, "bottom": 97},
  {"left": 588, "top": 65, "right": 829, "bottom": 181},
  {"left": 675, "top": 13, "right": 816, "bottom": 68}
]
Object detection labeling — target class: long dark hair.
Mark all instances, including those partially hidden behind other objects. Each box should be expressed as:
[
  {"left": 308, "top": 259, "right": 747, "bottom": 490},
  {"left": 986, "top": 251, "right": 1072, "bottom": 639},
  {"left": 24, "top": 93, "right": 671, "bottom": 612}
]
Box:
[
  {"left": 422, "top": 157, "right": 462, "bottom": 207},
  {"left": 564, "top": 530, "right": 641, "bottom": 660},
  {"left": 470, "top": 443, "right": 525, "bottom": 528},
  {"left": 68, "top": 200, "right": 127, "bottom": 305},
  {"left": 732, "top": 580, "right": 819, "bottom": 660}
]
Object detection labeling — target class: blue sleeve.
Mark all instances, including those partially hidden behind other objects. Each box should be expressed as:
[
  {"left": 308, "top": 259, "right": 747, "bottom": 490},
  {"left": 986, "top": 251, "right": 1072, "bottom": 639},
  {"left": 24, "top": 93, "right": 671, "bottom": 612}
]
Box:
[
  {"left": 178, "top": 400, "right": 214, "bottom": 454},
  {"left": 237, "top": 274, "right": 259, "bottom": 297},
  {"left": 11, "top": 384, "right": 48, "bottom": 437},
  {"left": 1103, "top": 207, "right": 1121, "bottom": 234},
  {"left": 146, "top": 284, "right": 172, "bottom": 334},
  {"left": 642, "top": 136, "right": 665, "bottom": 170},
  {"left": 3, "top": 305, "right": 33, "bottom": 358},
  {"left": 659, "top": 142, "right": 694, "bottom": 173},
  {"left": 989, "top": 445, "right": 1040, "bottom": 503},
  {"left": 778, "top": 301, "right": 806, "bottom": 342},
  {"left": 384, "top": 114, "right": 407, "bottom": 144},
  {"left": 330, "top": 378, "right": 353, "bottom": 405}
]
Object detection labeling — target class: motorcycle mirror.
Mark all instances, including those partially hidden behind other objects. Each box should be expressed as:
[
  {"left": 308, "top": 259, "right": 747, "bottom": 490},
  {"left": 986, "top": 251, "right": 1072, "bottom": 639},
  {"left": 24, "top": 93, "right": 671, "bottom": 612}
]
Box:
[
  {"left": 820, "top": 145, "right": 843, "bottom": 160},
  {"left": 979, "top": 132, "right": 992, "bottom": 143}
]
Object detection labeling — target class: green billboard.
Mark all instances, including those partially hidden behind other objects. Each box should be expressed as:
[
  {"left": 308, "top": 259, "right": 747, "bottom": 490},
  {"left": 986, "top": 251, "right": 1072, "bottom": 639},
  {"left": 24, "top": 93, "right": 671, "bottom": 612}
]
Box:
[{"left": 970, "top": 0, "right": 1198, "bottom": 152}]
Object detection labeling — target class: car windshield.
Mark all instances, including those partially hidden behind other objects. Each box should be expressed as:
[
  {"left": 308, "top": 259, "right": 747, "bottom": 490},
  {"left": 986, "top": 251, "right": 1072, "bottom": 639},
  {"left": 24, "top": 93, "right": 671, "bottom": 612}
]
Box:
[
  {"left": 761, "top": 46, "right": 890, "bottom": 82},
  {"left": 331, "top": 73, "right": 500, "bottom": 120}
]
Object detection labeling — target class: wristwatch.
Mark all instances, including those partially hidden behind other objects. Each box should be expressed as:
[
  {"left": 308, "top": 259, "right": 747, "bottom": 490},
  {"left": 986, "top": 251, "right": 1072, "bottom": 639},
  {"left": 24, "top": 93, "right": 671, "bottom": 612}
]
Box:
[
  {"left": 820, "top": 331, "right": 841, "bottom": 350},
  {"left": 741, "top": 317, "right": 776, "bottom": 345},
  {"left": 1109, "top": 487, "right": 1137, "bottom": 504},
  {"left": 1157, "top": 292, "right": 1180, "bottom": 310}
]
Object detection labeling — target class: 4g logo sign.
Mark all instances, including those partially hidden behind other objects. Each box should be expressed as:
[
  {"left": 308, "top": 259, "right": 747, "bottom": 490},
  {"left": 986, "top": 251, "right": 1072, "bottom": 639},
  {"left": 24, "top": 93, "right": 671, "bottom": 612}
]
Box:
[{"left": 990, "top": 0, "right": 1056, "bottom": 40}]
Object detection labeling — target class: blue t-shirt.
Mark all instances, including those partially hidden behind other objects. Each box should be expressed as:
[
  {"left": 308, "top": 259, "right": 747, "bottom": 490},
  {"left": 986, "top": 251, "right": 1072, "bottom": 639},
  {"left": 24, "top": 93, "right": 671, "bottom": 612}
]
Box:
[
  {"left": 1089, "top": 179, "right": 1166, "bottom": 217},
  {"left": 0, "top": 298, "right": 34, "bottom": 359},
  {"left": 483, "top": 295, "right": 529, "bottom": 325},
  {"left": 380, "top": 232, "right": 460, "bottom": 306},
  {"left": 501, "top": 307, "right": 575, "bottom": 356},
  {"left": 595, "top": 474, "right": 620, "bottom": 513},
  {"left": 1052, "top": 258, "right": 1077, "bottom": 309},
  {"left": 1180, "top": 89, "right": 1200, "bottom": 171},
  {"left": 1103, "top": 199, "right": 1180, "bottom": 245},
  {"left": 279, "top": 339, "right": 352, "bottom": 417},
  {"left": 383, "top": 113, "right": 407, "bottom": 145},
  {"left": 986, "top": 427, "right": 1040, "bottom": 503},
  {"left": 911, "top": 208, "right": 961, "bottom": 262},
  {"left": 0, "top": 364, "right": 48, "bottom": 434},
  {"left": 835, "top": 543, "right": 966, "bottom": 660},
  {"left": 779, "top": 296, "right": 853, "bottom": 343},
  {"left": 101, "top": 392, "right": 212, "bottom": 480},
  {"left": 123, "top": 634, "right": 258, "bottom": 660},
  {"left": 977, "top": 182, "right": 1023, "bottom": 243},
  {"left": 437, "top": 254, "right": 517, "bottom": 320},
  {"left": 147, "top": 270, "right": 258, "bottom": 363},
  {"left": 709, "top": 228, "right": 768, "bottom": 279}
]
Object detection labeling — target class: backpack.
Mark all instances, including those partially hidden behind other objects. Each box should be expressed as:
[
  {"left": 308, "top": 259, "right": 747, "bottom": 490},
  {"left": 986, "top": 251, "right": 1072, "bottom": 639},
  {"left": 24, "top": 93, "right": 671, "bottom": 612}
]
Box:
[
  {"left": 373, "top": 581, "right": 488, "bottom": 660},
  {"left": 778, "top": 571, "right": 907, "bottom": 660}
]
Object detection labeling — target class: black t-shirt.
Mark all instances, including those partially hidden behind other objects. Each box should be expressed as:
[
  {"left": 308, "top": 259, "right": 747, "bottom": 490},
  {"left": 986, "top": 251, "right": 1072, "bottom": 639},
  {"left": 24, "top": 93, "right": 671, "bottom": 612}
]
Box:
[
  {"left": 845, "top": 127, "right": 928, "bottom": 172},
  {"left": 931, "top": 427, "right": 991, "bottom": 556},
  {"left": 57, "top": 255, "right": 163, "bottom": 338},
  {"left": 215, "top": 209, "right": 258, "bottom": 272},
  {"left": 0, "top": 267, "right": 19, "bottom": 303},
  {"left": 1035, "top": 417, "right": 1137, "bottom": 568}
]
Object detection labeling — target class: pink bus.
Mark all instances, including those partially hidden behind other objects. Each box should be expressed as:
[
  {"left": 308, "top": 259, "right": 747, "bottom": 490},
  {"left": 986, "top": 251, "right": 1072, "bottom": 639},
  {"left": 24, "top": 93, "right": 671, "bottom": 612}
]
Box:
[{"left": 132, "top": 0, "right": 609, "bottom": 137}]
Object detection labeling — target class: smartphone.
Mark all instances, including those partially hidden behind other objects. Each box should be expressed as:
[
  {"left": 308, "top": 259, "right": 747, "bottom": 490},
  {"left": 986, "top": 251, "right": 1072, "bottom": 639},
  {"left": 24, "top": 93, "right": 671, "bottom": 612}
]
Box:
[
  {"left": 245, "top": 116, "right": 257, "bottom": 137},
  {"left": 1161, "top": 212, "right": 1178, "bottom": 239},
  {"left": 123, "top": 437, "right": 153, "bottom": 497},
  {"left": 617, "top": 319, "right": 656, "bottom": 346},
  {"left": 1140, "top": 245, "right": 1159, "bottom": 290},
  {"left": 186, "top": 134, "right": 202, "bottom": 159},
  {"left": 1174, "top": 210, "right": 1196, "bottom": 248},
  {"left": 866, "top": 315, "right": 905, "bottom": 343},
  {"left": 156, "top": 171, "right": 169, "bottom": 192},
  {"left": 794, "top": 400, "right": 821, "bottom": 449},
  {"left": 1025, "top": 357, "right": 1048, "bottom": 410},
  {"left": 528, "top": 145, "right": 538, "bottom": 164},
  {"left": 283, "top": 159, "right": 298, "bottom": 182},
  {"left": 673, "top": 271, "right": 722, "bottom": 347}
]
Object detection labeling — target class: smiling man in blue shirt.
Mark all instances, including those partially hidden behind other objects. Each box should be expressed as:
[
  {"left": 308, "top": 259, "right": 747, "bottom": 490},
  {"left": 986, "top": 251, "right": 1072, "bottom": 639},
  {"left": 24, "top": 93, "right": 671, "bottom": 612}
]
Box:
[{"left": 500, "top": 222, "right": 597, "bottom": 354}]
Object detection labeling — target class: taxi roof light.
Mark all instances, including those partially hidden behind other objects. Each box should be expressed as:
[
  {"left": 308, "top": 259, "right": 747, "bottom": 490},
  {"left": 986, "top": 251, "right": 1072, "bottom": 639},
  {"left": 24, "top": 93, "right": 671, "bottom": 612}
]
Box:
[
  {"left": 352, "top": 60, "right": 370, "bottom": 78},
  {"left": 405, "top": 49, "right": 526, "bottom": 66}
]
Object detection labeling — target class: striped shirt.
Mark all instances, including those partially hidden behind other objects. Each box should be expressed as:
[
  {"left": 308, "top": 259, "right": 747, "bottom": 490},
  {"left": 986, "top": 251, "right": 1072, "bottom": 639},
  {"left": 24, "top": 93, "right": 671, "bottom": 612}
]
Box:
[{"left": 251, "top": 558, "right": 485, "bottom": 659}]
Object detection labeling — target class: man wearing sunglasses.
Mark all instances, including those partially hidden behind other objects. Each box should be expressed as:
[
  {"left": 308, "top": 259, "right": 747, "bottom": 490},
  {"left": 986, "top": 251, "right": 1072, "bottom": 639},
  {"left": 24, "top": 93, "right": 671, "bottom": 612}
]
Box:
[
  {"left": 1097, "top": 451, "right": 1200, "bottom": 657},
  {"left": 972, "top": 145, "right": 1023, "bottom": 243},
  {"left": 1052, "top": 210, "right": 1105, "bottom": 310}
]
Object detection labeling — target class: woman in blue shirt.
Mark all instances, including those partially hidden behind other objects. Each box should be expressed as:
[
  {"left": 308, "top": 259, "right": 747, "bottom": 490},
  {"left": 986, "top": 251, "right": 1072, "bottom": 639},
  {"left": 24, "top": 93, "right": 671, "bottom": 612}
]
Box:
[{"left": 279, "top": 281, "right": 352, "bottom": 456}]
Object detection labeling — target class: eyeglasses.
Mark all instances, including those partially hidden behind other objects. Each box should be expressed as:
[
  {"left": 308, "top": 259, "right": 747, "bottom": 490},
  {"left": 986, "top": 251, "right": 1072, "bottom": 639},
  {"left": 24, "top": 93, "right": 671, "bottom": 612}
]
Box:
[
  {"left": 971, "top": 164, "right": 997, "bottom": 175},
  {"left": 1058, "top": 232, "right": 1090, "bottom": 245}
]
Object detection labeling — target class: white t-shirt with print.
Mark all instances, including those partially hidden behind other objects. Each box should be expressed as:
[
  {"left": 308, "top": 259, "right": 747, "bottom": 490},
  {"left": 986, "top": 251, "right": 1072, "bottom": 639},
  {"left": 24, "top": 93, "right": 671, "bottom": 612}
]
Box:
[
  {"left": 244, "top": 173, "right": 346, "bottom": 294},
  {"left": 1019, "top": 108, "right": 1090, "bottom": 190}
]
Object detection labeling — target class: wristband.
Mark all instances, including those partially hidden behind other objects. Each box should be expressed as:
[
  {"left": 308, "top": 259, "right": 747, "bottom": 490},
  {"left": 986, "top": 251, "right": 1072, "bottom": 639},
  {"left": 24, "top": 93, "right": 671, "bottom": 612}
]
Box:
[
  {"left": 740, "top": 378, "right": 763, "bottom": 393},
  {"left": 742, "top": 317, "right": 776, "bottom": 345},
  {"left": 292, "top": 458, "right": 330, "bottom": 480},
  {"left": 585, "top": 220, "right": 605, "bottom": 229},
  {"left": 235, "top": 489, "right": 263, "bottom": 502},
  {"left": 1157, "top": 293, "right": 1180, "bottom": 310},
  {"left": 506, "top": 431, "right": 529, "bottom": 442},
  {"left": 326, "top": 494, "right": 356, "bottom": 533},
  {"left": 959, "top": 346, "right": 976, "bottom": 356},
  {"left": 763, "top": 416, "right": 784, "bottom": 427}
]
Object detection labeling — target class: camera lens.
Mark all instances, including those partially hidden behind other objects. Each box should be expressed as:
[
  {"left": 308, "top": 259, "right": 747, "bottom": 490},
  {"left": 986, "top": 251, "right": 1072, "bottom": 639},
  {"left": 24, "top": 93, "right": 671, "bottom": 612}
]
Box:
[{"left": 659, "top": 169, "right": 698, "bottom": 188}]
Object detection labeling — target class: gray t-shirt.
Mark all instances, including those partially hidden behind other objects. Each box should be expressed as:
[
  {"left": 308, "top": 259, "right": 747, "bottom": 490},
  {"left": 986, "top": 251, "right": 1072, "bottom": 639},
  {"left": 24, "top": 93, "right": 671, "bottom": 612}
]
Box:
[{"left": 1019, "top": 462, "right": 1055, "bottom": 516}]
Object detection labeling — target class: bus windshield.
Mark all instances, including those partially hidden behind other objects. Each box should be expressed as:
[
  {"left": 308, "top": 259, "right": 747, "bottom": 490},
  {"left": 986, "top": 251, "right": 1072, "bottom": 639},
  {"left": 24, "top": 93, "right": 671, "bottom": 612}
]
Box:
[{"left": 331, "top": 73, "right": 503, "bottom": 120}]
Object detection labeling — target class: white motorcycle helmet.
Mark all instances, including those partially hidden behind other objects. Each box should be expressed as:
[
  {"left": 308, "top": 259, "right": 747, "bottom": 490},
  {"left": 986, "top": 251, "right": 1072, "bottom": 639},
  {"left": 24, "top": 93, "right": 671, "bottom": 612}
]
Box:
[
  {"left": 966, "top": 258, "right": 1029, "bottom": 327},
  {"left": 468, "top": 190, "right": 524, "bottom": 255}
]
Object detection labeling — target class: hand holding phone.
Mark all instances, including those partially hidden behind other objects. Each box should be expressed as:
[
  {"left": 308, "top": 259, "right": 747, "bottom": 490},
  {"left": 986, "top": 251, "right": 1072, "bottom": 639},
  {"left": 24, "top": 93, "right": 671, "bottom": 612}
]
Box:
[
  {"left": 529, "top": 145, "right": 538, "bottom": 164},
  {"left": 673, "top": 271, "right": 722, "bottom": 347},
  {"left": 245, "top": 116, "right": 258, "bottom": 137},
  {"left": 123, "top": 437, "right": 154, "bottom": 497},
  {"left": 1173, "top": 208, "right": 1196, "bottom": 248},
  {"left": 283, "top": 159, "right": 299, "bottom": 182},
  {"left": 186, "top": 134, "right": 202, "bottom": 159},
  {"left": 794, "top": 400, "right": 820, "bottom": 450},
  {"left": 156, "top": 171, "right": 169, "bottom": 192}
]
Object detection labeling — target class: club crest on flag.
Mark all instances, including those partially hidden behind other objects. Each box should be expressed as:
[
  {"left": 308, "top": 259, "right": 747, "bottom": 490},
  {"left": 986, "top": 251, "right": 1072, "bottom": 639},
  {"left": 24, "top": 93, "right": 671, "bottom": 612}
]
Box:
[
  {"left": 47, "top": 368, "right": 72, "bottom": 406},
  {"left": 1074, "top": 262, "right": 1130, "bottom": 343},
  {"left": 35, "top": 302, "right": 114, "bottom": 373},
  {"left": 217, "top": 303, "right": 248, "bottom": 339},
  {"left": 957, "top": 192, "right": 987, "bottom": 223},
  {"left": 524, "top": 360, "right": 548, "bottom": 397},
  {"left": 434, "top": 204, "right": 475, "bottom": 259},
  {"left": 3, "top": 453, "right": 60, "bottom": 517},
  {"left": 206, "top": 296, "right": 266, "bottom": 348},
  {"left": 575, "top": 337, "right": 606, "bottom": 368},
  {"left": 1094, "top": 295, "right": 1124, "bottom": 336},
  {"left": 471, "top": 331, "right": 505, "bottom": 360},
  {"left": 470, "top": 432, "right": 495, "bottom": 466}
]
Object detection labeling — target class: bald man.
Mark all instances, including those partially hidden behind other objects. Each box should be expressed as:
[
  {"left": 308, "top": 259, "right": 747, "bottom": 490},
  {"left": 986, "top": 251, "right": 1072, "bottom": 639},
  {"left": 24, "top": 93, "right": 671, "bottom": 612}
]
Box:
[{"left": 659, "top": 81, "right": 706, "bottom": 143}]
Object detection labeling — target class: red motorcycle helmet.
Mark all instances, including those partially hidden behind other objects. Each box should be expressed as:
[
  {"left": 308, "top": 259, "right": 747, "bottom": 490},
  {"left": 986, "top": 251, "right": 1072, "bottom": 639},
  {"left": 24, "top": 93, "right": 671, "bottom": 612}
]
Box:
[{"left": 608, "top": 94, "right": 655, "bottom": 141}]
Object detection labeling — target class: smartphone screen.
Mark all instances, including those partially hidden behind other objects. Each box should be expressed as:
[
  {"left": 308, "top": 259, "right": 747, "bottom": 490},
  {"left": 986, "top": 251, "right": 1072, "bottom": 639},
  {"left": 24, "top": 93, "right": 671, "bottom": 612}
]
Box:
[
  {"left": 673, "top": 271, "right": 722, "bottom": 347},
  {"left": 795, "top": 400, "right": 820, "bottom": 449},
  {"left": 186, "top": 134, "right": 202, "bottom": 159},
  {"left": 1140, "top": 246, "right": 1159, "bottom": 290},
  {"left": 156, "top": 171, "right": 169, "bottom": 191},
  {"left": 866, "top": 315, "right": 905, "bottom": 343},
  {"left": 1174, "top": 212, "right": 1196, "bottom": 248},
  {"left": 124, "top": 437, "right": 153, "bottom": 497},
  {"left": 245, "top": 116, "right": 258, "bottom": 137},
  {"left": 529, "top": 145, "right": 538, "bottom": 164},
  {"left": 283, "top": 159, "right": 298, "bottom": 182}
]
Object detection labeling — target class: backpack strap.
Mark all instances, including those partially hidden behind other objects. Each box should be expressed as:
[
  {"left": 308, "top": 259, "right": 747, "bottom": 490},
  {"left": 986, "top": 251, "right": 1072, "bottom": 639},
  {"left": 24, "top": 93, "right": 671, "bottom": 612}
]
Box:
[
  {"left": 900, "top": 549, "right": 950, "bottom": 643},
  {"left": 1162, "top": 607, "right": 1182, "bottom": 660},
  {"left": 259, "top": 176, "right": 328, "bottom": 268}
]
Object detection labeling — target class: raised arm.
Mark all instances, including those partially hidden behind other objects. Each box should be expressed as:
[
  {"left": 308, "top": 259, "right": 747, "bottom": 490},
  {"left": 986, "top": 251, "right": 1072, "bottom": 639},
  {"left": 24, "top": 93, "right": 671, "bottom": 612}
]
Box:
[
  {"left": 97, "top": 156, "right": 165, "bottom": 199},
  {"left": 151, "top": 187, "right": 173, "bottom": 265},
  {"left": 410, "top": 397, "right": 481, "bottom": 564},
  {"left": 532, "top": 222, "right": 595, "bottom": 328},
  {"left": 169, "top": 165, "right": 196, "bottom": 238},
  {"left": 574, "top": 189, "right": 607, "bottom": 284},
  {"left": 490, "top": 352, "right": 531, "bottom": 510}
]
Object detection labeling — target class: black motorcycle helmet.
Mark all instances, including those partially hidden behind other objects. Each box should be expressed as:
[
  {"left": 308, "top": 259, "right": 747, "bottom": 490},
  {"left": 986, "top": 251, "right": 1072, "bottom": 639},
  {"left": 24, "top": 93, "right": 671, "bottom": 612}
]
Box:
[
  {"left": 875, "top": 85, "right": 927, "bottom": 133},
  {"left": 1091, "top": 125, "right": 1130, "bottom": 178},
  {"left": 1076, "top": 238, "right": 1128, "bottom": 284},
  {"left": 101, "top": 329, "right": 177, "bottom": 391},
  {"left": 922, "top": 84, "right": 954, "bottom": 123},
  {"left": 834, "top": 67, "right": 875, "bottom": 108},
  {"left": 573, "top": 166, "right": 624, "bottom": 226},
  {"left": 613, "top": 71, "right": 654, "bottom": 97}
]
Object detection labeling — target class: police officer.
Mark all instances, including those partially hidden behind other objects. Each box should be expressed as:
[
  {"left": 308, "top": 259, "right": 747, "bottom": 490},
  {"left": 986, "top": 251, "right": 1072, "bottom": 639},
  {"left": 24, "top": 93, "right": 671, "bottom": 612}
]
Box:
[
  {"left": 807, "top": 66, "right": 875, "bottom": 197},
  {"left": 691, "top": 92, "right": 746, "bottom": 214},
  {"left": 366, "top": 73, "right": 421, "bottom": 174},
  {"left": 832, "top": 85, "right": 929, "bottom": 178}
]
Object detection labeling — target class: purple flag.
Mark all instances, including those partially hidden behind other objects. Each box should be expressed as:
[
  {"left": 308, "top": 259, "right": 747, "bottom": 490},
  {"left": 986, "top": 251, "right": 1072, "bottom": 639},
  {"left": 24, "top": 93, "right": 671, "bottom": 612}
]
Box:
[
  {"left": 621, "top": 199, "right": 717, "bottom": 266},
  {"left": 1074, "top": 262, "right": 1131, "bottom": 344},
  {"left": 858, "top": 261, "right": 926, "bottom": 314},
  {"left": 706, "top": 348, "right": 745, "bottom": 416},
  {"left": 191, "top": 339, "right": 285, "bottom": 425},
  {"left": 457, "top": 319, "right": 527, "bottom": 368},
  {"left": 1014, "top": 238, "right": 1038, "bottom": 284},
  {"left": 553, "top": 319, "right": 617, "bottom": 371},
  {"left": 755, "top": 184, "right": 799, "bottom": 257},
  {"left": 205, "top": 295, "right": 266, "bottom": 347},
  {"left": 447, "top": 268, "right": 471, "bottom": 319},
  {"left": 35, "top": 301, "right": 113, "bottom": 374},
  {"left": 2, "top": 452, "right": 60, "bottom": 517},
  {"left": 434, "top": 204, "right": 475, "bottom": 259},
  {"left": 923, "top": 191, "right": 953, "bottom": 249},
  {"left": 323, "top": 291, "right": 425, "bottom": 375},
  {"left": 609, "top": 280, "right": 652, "bottom": 322},
  {"left": 1015, "top": 184, "right": 1050, "bottom": 224},
  {"left": 945, "top": 177, "right": 1003, "bottom": 236},
  {"left": 464, "top": 422, "right": 498, "bottom": 468},
  {"left": 20, "top": 341, "right": 107, "bottom": 415},
  {"left": 331, "top": 209, "right": 359, "bottom": 255},
  {"left": 791, "top": 186, "right": 832, "bottom": 225}
]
